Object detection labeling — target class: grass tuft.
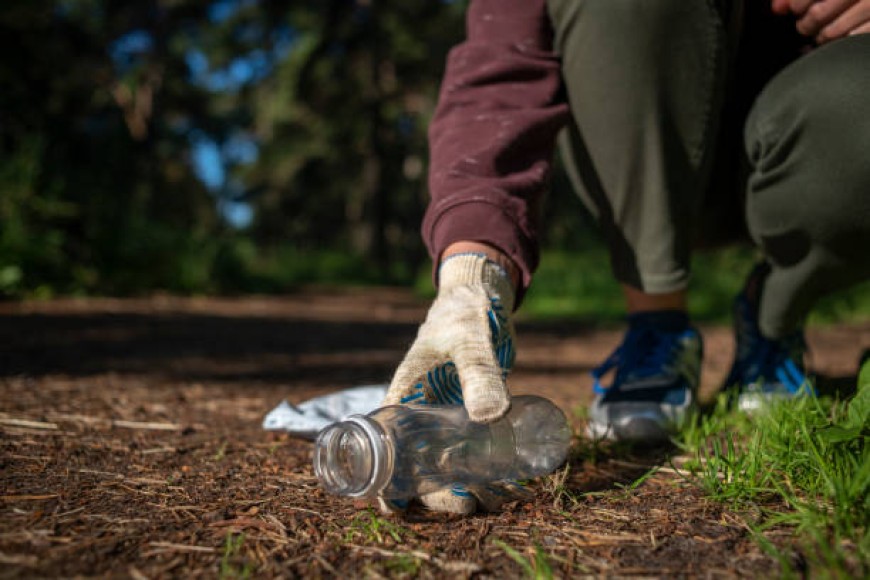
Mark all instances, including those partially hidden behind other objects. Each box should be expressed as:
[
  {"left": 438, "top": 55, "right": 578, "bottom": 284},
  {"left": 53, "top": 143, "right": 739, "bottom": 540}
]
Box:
[
  {"left": 344, "top": 509, "right": 414, "bottom": 545},
  {"left": 675, "top": 365, "right": 870, "bottom": 577},
  {"left": 383, "top": 553, "right": 422, "bottom": 577},
  {"left": 492, "top": 539, "right": 554, "bottom": 580},
  {"left": 219, "top": 533, "right": 253, "bottom": 580}
]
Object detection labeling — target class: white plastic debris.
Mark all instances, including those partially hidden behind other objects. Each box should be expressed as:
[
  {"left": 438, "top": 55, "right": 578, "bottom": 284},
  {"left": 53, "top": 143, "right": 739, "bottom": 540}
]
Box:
[{"left": 262, "top": 384, "right": 388, "bottom": 439}]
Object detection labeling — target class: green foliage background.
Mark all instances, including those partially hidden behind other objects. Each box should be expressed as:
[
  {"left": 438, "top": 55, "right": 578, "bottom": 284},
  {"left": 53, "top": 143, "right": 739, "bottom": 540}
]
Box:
[
  {"left": 1, "top": 0, "right": 868, "bottom": 323},
  {"left": 1, "top": 0, "right": 468, "bottom": 296}
]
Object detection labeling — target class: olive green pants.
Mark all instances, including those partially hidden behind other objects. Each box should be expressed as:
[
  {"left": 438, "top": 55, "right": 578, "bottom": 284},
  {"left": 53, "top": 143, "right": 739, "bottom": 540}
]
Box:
[{"left": 546, "top": 0, "right": 870, "bottom": 337}]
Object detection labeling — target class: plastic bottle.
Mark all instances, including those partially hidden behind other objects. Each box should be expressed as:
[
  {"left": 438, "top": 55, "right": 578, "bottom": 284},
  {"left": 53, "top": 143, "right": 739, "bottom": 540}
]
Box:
[{"left": 313, "top": 395, "right": 572, "bottom": 499}]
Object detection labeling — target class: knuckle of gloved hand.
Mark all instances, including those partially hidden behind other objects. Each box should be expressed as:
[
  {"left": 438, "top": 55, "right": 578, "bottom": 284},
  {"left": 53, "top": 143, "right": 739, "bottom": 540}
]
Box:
[{"left": 445, "top": 284, "right": 487, "bottom": 307}]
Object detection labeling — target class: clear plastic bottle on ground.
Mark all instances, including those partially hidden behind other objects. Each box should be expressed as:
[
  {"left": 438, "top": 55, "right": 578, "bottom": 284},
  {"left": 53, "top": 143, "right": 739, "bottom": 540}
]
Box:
[{"left": 313, "top": 395, "right": 572, "bottom": 499}]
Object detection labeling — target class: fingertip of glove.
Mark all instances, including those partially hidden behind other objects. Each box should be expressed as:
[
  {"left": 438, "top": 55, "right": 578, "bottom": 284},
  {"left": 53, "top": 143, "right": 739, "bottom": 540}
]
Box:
[
  {"left": 467, "top": 397, "right": 511, "bottom": 424},
  {"left": 420, "top": 487, "right": 477, "bottom": 515}
]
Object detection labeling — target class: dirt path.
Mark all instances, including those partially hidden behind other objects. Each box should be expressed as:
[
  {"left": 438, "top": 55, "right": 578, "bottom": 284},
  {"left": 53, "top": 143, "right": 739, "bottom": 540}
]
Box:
[{"left": 2, "top": 289, "right": 868, "bottom": 577}]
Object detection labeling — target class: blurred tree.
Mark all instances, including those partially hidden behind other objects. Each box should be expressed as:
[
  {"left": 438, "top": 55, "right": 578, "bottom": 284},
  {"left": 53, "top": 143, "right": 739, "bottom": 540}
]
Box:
[
  {"left": 0, "top": 0, "right": 223, "bottom": 295},
  {"left": 0, "top": 0, "right": 471, "bottom": 295},
  {"left": 245, "top": 0, "right": 466, "bottom": 279}
]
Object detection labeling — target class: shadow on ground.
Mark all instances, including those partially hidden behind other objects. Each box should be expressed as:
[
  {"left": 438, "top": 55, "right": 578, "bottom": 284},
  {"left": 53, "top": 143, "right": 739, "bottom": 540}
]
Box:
[
  {"left": 0, "top": 309, "right": 418, "bottom": 386},
  {"left": 0, "top": 293, "right": 608, "bottom": 391}
]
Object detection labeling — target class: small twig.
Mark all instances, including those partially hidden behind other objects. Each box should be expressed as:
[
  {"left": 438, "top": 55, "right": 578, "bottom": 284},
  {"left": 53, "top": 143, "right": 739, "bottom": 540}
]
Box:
[
  {"left": 7, "top": 454, "right": 50, "bottom": 462},
  {"left": 78, "top": 469, "right": 124, "bottom": 478},
  {"left": 125, "top": 477, "right": 169, "bottom": 486},
  {"left": 47, "top": 413, "right": 106, "bottom": 425},
  {"left": 0, "top": 426, "right": 69, "bottom": 436},
  {"left": 348, "top": 544, "right": 431, "bottom": 561},
  {"left": 347, "top": 544, "right": 482, "bottom": 574},
  {"left": 653, "top": 465, "right": 695, "bottom": 478},
  {"left": 0, "top": 551, "right": 39, "bottom": 567},
  {"left": 283, "top": 506, "right": 324, "bottom": 517},
  {"left": 55, "top": 506, "right": 86, "bottom": 519},
  {"left": 147, "top": 504, "right": 204, "bottom": 512},
  {"left": 233, "top": 499, "right": 269, "bottom": 506},
  {"left": 141, "top": 447, "right": 177, "bottom": 455},
  {"left": 147, "top": 541, "right": 216, "bottom": 554},
  {"left": 208, "top": 517, "right": 276, "bottom": 532},
  {"left": 314, "top": 554, "right": 338, "bottom": 575},
  {"left": 112, "top": 420, "right": 182, "bottom": 431},
  {"left": 1, "top": 494, "right": 59, "bottom": 501},
  {"left": 570, "top": 529, "right": 645, "bottom": 544},
  {"left": 105, "top": 483, "right": 165, "bottom": 497},
  {"left": 82, "top": 514, "right": 150, "bottom": 524},
  {"left": 49, "top": 414, "right": 183, "bottom": 431},
  {"left": 0, "top": 418, "right": 58, "bottom": 430},
  {"left": 587, "top": 508, "right": 633, "bottom": 522}
]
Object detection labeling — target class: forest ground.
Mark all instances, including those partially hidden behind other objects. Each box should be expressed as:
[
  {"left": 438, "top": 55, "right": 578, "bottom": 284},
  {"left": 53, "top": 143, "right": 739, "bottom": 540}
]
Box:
[{"left": 2, "top": 288, "right": 868, "bottom": 578}]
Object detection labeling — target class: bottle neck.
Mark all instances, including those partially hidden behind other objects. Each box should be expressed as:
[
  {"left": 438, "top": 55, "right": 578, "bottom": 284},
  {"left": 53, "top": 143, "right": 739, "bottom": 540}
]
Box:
[{"left": 314, "top": 414, "right": 392, "bottom": 497}]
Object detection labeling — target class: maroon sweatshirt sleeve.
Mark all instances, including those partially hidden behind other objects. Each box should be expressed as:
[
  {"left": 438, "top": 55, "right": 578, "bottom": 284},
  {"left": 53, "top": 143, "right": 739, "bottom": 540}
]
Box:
[{"left": 423, "top": 0, "right": 570, "bottom": 298}]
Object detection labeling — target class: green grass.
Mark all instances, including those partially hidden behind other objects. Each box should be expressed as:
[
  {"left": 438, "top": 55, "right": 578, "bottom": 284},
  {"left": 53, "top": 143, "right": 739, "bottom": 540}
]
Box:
[
  {"left": 383, "top": 553, "right": 422, "bottom": 576},
  {"left": 492, "top": 539, "right": 554, "bottom": 580},
  {"left": 674, "top": 362, "right": 870, "bottom": 577},
  {"left": 213, "top": 441, "right": 228, "bottom": 462},
  {"left": 343, "top": 509, "right": 415, "bottom": 545},
  {"left": 219, "top": 533, "right": 254, "bottom": 579}
]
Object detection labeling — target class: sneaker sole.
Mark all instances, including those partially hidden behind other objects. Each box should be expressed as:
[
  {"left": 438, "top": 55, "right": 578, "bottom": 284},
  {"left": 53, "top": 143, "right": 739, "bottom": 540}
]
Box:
[
  {"left": 586, "top": 398, "right": 694, "bottom": 443},
  {"left": 586, "top": 416, "right": 672, "bottom": 443}
]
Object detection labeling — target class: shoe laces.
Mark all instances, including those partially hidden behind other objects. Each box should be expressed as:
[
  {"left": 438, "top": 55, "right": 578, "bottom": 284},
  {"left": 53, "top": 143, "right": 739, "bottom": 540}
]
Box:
[
  {"left": 592, "top": 325, "right": 688, "bottom": 395},
  {"left": 731, "top": 293, "right": 810, "bottom": 395}
]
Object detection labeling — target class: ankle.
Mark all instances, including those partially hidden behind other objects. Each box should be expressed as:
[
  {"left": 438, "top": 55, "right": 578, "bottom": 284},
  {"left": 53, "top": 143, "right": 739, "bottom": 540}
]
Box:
[
  {"left": 627, "top": 310, "right": 690, "bottom": 332},
  {"left": 622, "top": 285, "right": 687, "bottom": 314}
]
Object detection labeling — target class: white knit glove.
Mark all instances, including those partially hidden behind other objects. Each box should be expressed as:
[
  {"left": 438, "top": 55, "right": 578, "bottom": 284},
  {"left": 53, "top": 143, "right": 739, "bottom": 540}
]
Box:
[
  {"left": 380, "top": 253, "right": 530, "bottom": 514},
  {"left": 386, "top": 253, "right": 516, "bottom": 419}
]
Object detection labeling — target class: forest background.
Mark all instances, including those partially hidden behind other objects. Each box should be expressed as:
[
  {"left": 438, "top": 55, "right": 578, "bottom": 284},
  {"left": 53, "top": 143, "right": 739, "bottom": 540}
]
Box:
[{"left": 2, "top": 0, "right": 868, "bottom": 323}]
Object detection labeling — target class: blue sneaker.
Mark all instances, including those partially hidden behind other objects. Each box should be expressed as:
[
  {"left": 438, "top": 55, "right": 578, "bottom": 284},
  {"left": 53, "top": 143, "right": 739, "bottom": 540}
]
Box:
[
  {"left": 587, "top": 312, "right": 702, "bottom": 442},
  {"left": 724, "top": 264, "right": 814, "bottom": 412}
]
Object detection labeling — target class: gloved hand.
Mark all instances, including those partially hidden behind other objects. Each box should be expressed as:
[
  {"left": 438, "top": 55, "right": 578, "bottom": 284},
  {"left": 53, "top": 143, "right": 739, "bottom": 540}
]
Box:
[{"left": 380, "top": 253, "right": 530, "bottom": 514}]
